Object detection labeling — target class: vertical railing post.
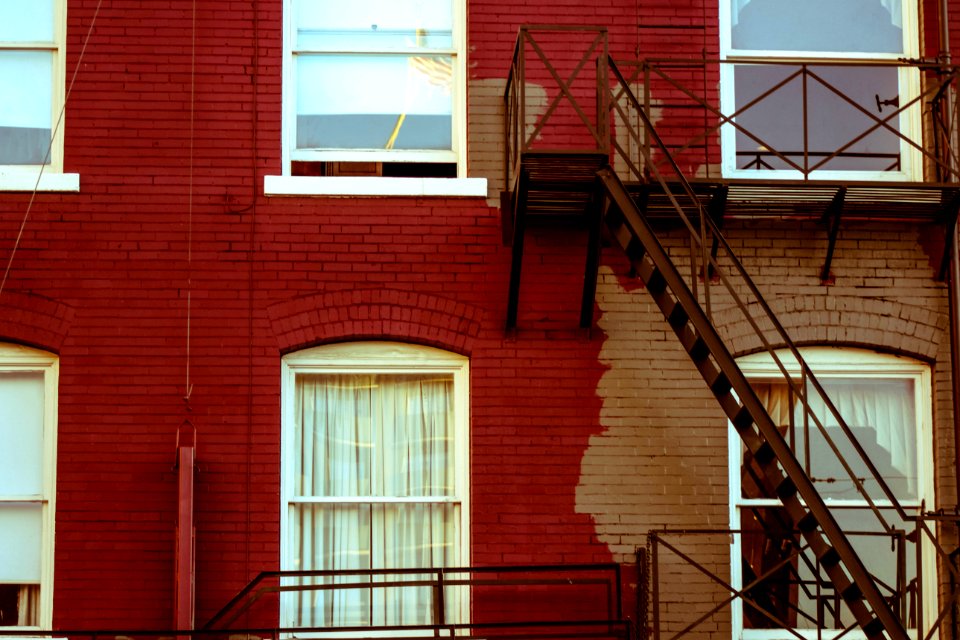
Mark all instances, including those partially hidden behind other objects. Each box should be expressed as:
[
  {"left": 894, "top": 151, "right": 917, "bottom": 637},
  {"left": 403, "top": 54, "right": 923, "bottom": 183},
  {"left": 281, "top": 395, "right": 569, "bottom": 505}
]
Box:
[
  {"left": 915, "top": 515, "right": 924, "bottom": 640},
  {"left": 519, "top": 29, "right": 528, "bottom": 153},
  {"left": 651, "top": 535, "right": 661, "bottom": 640},
  {"left": 895, "top": 528, "right": 906, "bottom": 625},
  {"left": 802, "top": 64, "right": 809, "bottom": 178},
  {"left": 643, "top": 61, "right": 651, "bottom": 179},
  {"left": 435, "top": 568, "right": 446, "bottom": 633},
  {"left": 600, "top": 36, "right": 610, "bottom": 155},
  {"left": 637, "top": 548, "right": 649, "bottom": 640}
]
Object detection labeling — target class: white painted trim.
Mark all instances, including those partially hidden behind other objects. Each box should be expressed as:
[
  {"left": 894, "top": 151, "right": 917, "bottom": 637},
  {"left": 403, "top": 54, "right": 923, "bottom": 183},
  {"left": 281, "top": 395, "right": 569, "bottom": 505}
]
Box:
[
  {"left": 0, "top": 172, "right": 79, "bottom": 192},
  {"left": 0, "top": 343, "right": 57, "bottom": 630},
  {"left": 280, "top": 342, "right": 470, "bottom": 629},
  {"left": 264, "top": 175, "right": 487, "bottom": 197}
]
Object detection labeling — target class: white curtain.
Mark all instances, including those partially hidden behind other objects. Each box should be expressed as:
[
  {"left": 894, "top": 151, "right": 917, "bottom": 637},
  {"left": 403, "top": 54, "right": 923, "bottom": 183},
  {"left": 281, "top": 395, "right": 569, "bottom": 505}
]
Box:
[
  {"left": 752, "top": 378, "right": 917, "bottom": 500},
  {"left": 17, "top": 585, "right": 39, "bottom": 626},
  {"left": 292, "top": 374, "right": 455, "bottom": 627},
  {"left": 804, "top": 379, "right": 916, "bottom": 498},
  {"left": 730, "top": 0, "right": 902, "bottom": 28}
]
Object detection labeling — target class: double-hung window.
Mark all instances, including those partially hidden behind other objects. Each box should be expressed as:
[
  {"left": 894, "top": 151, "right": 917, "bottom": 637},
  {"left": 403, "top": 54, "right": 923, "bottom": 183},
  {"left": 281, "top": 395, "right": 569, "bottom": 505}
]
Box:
[
  {"left": 0, "top": 344, "right": 57, "bottom": 629},
  {"left": 281, "top": 342, "right": 469, "bottom": 629},
  {"left": 283, "top": 0, "right": 465, "bottom": 178},
  {"left": 730, "top": 348, "right": 934, "bottom": 639},
  {"left": 719, "top": 0, "right": 921, "bottom": 180},
  {"left": 0, "top": 0, "right": 75, "bottom": 191}
]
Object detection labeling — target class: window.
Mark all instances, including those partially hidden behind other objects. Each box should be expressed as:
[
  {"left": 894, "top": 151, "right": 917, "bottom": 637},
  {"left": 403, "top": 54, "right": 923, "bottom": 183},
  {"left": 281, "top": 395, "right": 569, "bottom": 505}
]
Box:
[
  {"left": 282, "top": 0, "right": 465, "bottom": 179},
  {"left": 0, "top": 0, "right": 76, "bottom": 191},
  {"left": 719, "top": 0, "right": 921, "bottom": 180},
  {"left": 0, "top": 344, "right": 57, "bottom": 629},
  {"left": 730, "top": 348, "right": 934, "bottom": 640},
  {"left": 281, "top": 342, "right": 469, "bottom": 628}
]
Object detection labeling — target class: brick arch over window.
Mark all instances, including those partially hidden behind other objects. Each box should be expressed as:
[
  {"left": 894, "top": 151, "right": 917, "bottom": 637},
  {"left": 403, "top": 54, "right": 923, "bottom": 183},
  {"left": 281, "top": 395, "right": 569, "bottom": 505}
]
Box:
[
  {"left": 713, "top": 295, "right": 946, "bottom": 361},
  {"left": 0, "top": 291, "right": 75, "bottom": 353},
  {"left": 267, "top": 289, "right": 484, "bottom": 355}
]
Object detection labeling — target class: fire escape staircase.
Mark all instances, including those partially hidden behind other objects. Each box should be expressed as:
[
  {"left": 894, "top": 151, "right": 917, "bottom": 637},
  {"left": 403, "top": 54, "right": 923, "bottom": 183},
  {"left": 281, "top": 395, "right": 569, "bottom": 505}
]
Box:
[
  {"left": 502, "top": 25, "right": 960, "bottom": 640},
  {"left": 595, "top": 164, "right": 906, "bottom": 640}
]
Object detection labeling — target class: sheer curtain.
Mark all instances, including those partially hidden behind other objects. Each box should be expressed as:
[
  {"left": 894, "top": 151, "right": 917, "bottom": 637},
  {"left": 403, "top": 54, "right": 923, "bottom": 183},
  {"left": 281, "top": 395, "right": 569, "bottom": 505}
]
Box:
[
  {"left": 17, "top": 586, "right": 39, "bottom": 626},
  {"left": 292, "top": 373, "right": 456, "bottom": 627},
  {"left": 800, "top": 378, "right": 916, "bottom": 499}
]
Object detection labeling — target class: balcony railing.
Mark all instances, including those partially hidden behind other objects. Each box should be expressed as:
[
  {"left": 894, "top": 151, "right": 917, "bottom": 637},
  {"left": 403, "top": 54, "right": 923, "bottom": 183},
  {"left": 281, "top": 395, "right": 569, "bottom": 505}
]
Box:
[
  {"left": 0, "top": 565, "right": 629, "bottom": 640},
  {"left": 617, "top": 57, "right": 960, "bottom": 183},
  {"left": 503, "top": 26, "right": 960, "bottom": 187}
]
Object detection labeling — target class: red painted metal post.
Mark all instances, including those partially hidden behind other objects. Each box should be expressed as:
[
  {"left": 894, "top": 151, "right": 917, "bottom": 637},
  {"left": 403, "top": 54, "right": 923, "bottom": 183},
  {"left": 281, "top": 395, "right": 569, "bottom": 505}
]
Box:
[{"left": 175, "top": 445, "right": 196, "bottom": 630}]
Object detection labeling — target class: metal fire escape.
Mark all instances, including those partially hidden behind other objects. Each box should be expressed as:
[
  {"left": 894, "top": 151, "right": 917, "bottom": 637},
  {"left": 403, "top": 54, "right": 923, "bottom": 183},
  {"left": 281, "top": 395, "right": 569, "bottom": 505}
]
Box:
[{"left": 503, "top": 25, "right": 960, "bottom": 640}]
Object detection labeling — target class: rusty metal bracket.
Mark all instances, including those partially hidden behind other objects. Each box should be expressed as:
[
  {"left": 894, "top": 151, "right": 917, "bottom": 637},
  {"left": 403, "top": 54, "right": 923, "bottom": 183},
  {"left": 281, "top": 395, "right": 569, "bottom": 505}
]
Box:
[{"left": 820, "top": 187, "right": 847, "bottom": 284}]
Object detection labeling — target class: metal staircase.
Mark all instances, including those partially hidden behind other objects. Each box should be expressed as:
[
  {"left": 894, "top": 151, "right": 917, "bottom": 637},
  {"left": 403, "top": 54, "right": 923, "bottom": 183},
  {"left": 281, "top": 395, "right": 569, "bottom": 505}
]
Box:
[
  {"left": 595, "top": 164, "right": 906, "bottom": 640},
  {"left": 503, "top": 25, "right": 960, "bottom": 640}
]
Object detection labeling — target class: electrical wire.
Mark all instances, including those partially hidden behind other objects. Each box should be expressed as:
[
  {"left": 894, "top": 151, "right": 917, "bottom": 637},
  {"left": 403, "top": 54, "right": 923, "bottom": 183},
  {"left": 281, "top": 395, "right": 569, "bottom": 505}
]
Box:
[{"left": 184, "top": 0, "right": 197, "bottom": 406}]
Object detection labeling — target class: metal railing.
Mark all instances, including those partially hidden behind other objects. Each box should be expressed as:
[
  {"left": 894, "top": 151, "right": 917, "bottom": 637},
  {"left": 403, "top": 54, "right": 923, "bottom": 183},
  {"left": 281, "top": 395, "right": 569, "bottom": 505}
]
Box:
[
  {"left": 206, "top": 564, "right": 626, "bottom": 636},
  {"left": 605, "top": 52, "right": 960, "bottom": 639},
  {"left": 614, "top": 57, "right": 960, "bottom": 182},
  {"left": 0, "top": 565, "right": 629, "bottom": 640},
  {"left": 641, "top": 527, "right": 922, "bottom": 640},
  {"left": 503, "top": 26, "right": 610, "bottom": 190}
]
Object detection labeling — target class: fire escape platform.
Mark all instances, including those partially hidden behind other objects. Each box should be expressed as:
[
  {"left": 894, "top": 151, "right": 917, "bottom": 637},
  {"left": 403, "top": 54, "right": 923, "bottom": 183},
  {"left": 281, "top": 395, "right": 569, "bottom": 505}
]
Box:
[
  {"left": 507, "top": 152, "right": 610, "bottom": 224},
  {"left": 510, "top": 152, "right": 960, "bottom": 226},
  {"left": 655, "top": 178, "right": 960, "bottom": 222},
  {"left": 505, "top": 152, "right": 960, "bottom": 331}
]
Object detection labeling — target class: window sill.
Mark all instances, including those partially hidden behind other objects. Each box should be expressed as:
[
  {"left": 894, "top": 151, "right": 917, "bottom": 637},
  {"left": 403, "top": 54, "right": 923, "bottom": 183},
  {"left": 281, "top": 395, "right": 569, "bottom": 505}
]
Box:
[
  {"left": 264, "top": 176, "right": 488, "bottom": 197},
  {"left": 0, "top": 172, "right": 80, "bottom": 192}
]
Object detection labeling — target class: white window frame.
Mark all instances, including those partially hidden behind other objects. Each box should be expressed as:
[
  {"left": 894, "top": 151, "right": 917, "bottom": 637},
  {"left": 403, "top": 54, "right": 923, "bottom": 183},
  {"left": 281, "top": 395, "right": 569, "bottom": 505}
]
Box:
[
  {"left": 269, "top": 0, "right": 487, "bottom": 197},
  {"left": 0, "top": 0, "right": 77, "bottom": 192},
  {"left": 718, "top": 0, "right": 922, "bottom": 182},
  {"left": 0, "top": 343, "right": 58, "bottom": 630},
  {"left": 729, "top": 347, "right": 935, "bottom": 640},
  {"left": 280, "top": 341, "right": 470, "bottom": 631}
]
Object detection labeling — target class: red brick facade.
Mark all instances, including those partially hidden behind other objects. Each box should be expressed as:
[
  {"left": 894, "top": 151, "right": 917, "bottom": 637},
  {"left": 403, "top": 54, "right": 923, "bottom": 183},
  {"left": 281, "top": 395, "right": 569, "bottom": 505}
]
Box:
[{"left": 0, "top": 0, "right": 958, "bottom": 634}]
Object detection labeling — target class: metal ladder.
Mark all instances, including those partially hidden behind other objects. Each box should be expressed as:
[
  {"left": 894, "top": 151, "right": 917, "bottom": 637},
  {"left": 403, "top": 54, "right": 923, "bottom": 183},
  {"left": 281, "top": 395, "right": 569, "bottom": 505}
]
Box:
[{"left": 594, "top": 165, "right": 908, "bottom": 640}]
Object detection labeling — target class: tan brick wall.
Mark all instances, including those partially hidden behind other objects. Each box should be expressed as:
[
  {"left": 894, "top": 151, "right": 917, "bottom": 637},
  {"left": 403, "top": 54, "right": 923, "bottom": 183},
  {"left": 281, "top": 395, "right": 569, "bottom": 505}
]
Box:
[{"left": 577, "top": 219, "right": 954, "bottom": 638}]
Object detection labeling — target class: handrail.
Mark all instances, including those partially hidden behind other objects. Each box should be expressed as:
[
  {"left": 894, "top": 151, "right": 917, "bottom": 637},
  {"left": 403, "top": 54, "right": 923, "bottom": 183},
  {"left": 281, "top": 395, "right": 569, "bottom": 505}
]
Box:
[{"left": 607, "top": 54, "right": 909, "bottom": 526}]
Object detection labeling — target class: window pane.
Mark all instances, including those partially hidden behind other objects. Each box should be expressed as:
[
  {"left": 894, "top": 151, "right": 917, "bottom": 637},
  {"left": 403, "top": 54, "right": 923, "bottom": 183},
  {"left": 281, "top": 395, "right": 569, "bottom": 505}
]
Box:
[
  {"left": 739, "top": 507, "right": 916, "bottom": 630},
  {"left": 0, "top": 372, "right": 44, "bottom": 496},
  {"left": 800, "top": 378, "right": 917, "bottom": 501},
  {"left": 746, "top": 377, "right": 918, "bottom": 501},
  {"left": 294, "top": 375, "right": 373, "bottom": 498},
  {"left": 297, "top": 0, "right": 453, "bottom": 51},
  {"left": 730, "top": 0, "right": 903, "bottom": 53},
  {"left": 0, "top": 52, "right": 53, "bottom": 165},
  {"left": 0, "top": 0, "right": 54, "bottom": 43},
  {"left": 296, "top": 54, "right": 453, "bottom": 152},
  {"left": 0, "top": 584, "right": 39, "bottom": 626},
  {"left": 377, "top": 376, "right": 453, "bottom": 497},
  {"left": 290, "top": 504, "right": 372, "bottom": 626},
  {"left": 733, "top": 65, "right": 902, "bottom": 173},
  {"left": 290, "top": 503, "right": 458, "bottom": 626},
  {"left": 294, "top": 373, "right": 454, "bottom": 497},
  {"left": 0, "top": 504, "right": 42, "bottom": 583}
]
